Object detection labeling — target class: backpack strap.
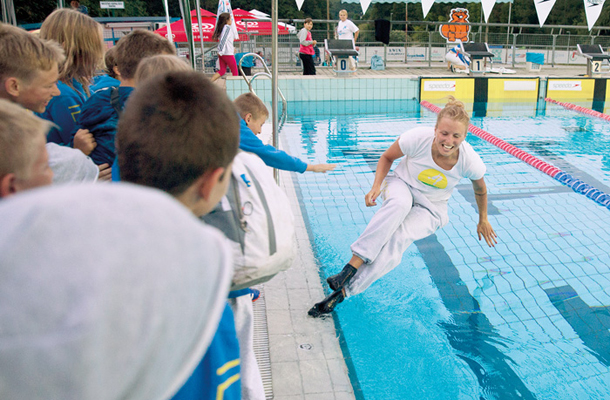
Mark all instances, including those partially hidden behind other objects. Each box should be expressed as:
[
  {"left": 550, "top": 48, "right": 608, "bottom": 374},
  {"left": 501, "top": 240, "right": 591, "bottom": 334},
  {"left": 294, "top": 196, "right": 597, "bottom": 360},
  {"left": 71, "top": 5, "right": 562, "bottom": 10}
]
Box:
[
  {"left": 110, "top": 87, "right": 122, "bottom": 115},
  {"left": 244, "top": 165, "right": 276, "bottom": 255}
]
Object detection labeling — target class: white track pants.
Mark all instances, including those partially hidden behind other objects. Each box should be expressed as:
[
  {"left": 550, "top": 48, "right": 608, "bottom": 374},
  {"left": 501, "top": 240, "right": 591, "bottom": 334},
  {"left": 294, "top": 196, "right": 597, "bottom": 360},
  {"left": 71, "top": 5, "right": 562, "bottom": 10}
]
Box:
[
  {"left": 229, "top": 295, "right": 266, "bottom": 400},
  {"left": 347, "top": 176, "right": 448, "bottom": 297}
]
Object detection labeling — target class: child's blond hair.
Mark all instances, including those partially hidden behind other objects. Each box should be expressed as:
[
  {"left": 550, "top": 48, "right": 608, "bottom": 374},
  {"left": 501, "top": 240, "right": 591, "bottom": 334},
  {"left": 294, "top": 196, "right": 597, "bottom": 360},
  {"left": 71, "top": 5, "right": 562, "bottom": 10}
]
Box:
[
  {"left": 134, "top": 55, "right": 191, "bottom": 85},
  {"left": 233, "top": 92, "right": 269, "bottom": 120}
]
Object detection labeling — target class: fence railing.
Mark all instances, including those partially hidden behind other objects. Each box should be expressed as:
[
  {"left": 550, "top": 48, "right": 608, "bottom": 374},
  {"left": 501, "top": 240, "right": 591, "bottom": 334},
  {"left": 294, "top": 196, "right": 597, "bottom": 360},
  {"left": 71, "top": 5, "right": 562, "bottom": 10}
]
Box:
[
  {"left": 234, "top": 19, "right": 610, "bottom": 70},
  {"left": 174, "top": 19, "right": 610, "bottom": 72}
]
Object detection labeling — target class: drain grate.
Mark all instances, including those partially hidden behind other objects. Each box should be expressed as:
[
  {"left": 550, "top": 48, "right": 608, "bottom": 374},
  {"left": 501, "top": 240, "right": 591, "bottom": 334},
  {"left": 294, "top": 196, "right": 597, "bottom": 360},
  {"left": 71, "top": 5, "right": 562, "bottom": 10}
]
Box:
[{"left": 252, "top": 286, "right": 273, "bottom": 399}]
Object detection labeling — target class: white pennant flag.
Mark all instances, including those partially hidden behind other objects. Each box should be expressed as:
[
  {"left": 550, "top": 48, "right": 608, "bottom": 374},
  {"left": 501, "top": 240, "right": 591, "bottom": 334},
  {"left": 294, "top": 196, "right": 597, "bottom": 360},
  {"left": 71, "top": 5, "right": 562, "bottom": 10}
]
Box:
[
  {"left": 295, "top": 0, "right": 305, "bottom": 11},
  {"left": 421, "top": 0, "right": 435, "bottom": 18},
  {"left": 584, "top": 0, "right": 606, "bottom": 30},
  {"left": 217, "top": 0, "right": 239, "bottom": 37},
  {"left": 533, "top": 0, "right": 557, "bottom": 27},
  {"left": 360, "top": 0, "right": 372, "bottom": 15},
  {"left": 480, "top": 0, "right": 497, "bottom": 23}
]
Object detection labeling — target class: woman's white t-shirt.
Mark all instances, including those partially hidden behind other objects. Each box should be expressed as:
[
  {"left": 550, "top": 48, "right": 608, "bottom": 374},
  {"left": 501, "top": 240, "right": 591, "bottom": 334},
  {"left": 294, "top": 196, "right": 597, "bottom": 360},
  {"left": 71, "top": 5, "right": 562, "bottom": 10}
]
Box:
[
  {"left": 337, "top": 20, "right": 359, "bottom": 40},
  {"left": 393, "top": 126, "right": 486, "bottom": 203}
]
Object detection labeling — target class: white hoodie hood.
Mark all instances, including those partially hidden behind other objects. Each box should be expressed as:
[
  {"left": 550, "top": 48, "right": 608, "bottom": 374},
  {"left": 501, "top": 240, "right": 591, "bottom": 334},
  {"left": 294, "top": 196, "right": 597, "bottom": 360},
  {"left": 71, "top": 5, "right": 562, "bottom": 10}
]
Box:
[{"left": 0, "top": 183, "right": 232, "bottom": 400}]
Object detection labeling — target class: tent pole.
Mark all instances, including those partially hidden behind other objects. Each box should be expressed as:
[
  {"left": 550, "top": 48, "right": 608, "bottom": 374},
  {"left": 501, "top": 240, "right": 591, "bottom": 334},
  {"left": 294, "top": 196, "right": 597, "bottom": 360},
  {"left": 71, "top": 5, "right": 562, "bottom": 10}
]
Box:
[
  {"left": 272, "top": 0, "right": 279, "bottom": 184},
  {"left": 194, "top": 0, "right": 205, "bottom": 71}
]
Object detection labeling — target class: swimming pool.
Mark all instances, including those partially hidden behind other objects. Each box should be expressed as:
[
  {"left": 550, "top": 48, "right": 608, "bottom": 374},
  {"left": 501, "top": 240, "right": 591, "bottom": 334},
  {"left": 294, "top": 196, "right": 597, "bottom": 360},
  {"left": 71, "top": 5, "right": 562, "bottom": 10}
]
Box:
[{"left": 280, "top": 99, "right": 610, "bottom": 400}]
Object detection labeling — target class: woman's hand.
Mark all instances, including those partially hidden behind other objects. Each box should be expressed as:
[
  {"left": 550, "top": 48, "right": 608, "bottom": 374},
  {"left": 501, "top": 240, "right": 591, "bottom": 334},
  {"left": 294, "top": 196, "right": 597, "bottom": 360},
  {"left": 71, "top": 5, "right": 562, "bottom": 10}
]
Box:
[
  {"left": 477, "top": 219, "right": 497, "bottom": 247},
  {"left": 365, "top": 185, "right": 381, "bottom": 207}
]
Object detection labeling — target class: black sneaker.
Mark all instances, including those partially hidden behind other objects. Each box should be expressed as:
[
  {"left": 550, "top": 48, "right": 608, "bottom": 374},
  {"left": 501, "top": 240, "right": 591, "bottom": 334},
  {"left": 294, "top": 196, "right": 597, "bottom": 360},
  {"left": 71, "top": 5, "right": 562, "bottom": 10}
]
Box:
[
  {"left": 308, "top": 289, "right": 345, "bottom": 318},
  {"left": 326, "top": 264, "right": 357, "bottom": 291}
]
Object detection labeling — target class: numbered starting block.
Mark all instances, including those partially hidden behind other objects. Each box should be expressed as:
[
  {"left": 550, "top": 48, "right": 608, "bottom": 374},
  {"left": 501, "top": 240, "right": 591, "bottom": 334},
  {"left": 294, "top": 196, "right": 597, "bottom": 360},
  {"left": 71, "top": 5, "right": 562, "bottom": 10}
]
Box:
[
  {"left": 456, "top": 40, "right": 494, "bottom": 75},
  {"left": 324, "top": 39, "right": 358, "bottom": 75},
  {"left": 576, "top": 44, "right": 610, "bottom": 77}
]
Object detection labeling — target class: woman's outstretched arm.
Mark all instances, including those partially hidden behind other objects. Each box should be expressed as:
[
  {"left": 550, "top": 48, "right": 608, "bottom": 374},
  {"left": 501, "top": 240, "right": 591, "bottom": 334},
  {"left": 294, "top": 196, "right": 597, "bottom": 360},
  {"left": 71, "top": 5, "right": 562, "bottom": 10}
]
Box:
[{"left": 472, "top": 177, "right": 497, "bottom": 247}]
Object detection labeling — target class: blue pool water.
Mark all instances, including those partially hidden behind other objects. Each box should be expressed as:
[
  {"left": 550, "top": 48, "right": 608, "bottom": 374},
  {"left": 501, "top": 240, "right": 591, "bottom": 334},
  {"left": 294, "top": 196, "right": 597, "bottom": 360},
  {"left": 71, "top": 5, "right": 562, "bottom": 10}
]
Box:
[{"left": 281, "top": 100, "right": 610, "bottom": 400}]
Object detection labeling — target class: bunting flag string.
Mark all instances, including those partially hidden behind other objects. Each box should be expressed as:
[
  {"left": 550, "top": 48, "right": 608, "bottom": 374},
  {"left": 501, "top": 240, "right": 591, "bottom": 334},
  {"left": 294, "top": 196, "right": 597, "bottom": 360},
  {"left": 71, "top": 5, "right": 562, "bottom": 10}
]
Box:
[
  {"left": 481, "top": 0, "right": 497, "bottom": 22},
  {"left": 421, "top": 0, "right": 435, "bottom": 19},
  {"left": 584, "top": 0, "right": 606, "bottom": 30},
  {"left": 534, "top": 0, "right": 557, "bottom": 27}
]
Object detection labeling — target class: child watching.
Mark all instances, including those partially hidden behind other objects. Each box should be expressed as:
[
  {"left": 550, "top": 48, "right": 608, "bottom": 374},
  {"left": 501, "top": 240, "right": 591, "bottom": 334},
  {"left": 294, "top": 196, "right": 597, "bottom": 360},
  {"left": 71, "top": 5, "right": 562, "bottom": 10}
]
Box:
[
  {"left": 134, "top": 54, "right": 191, "bottom": 84},
  {"left": 89, "top": 45, "right": 120, "bottom": 93},
  {"left": 75, "top": 29, "right": 176, "bottom": 166},
  {"left": 0, "top": 23, "right": 106, "bottom": 183},
  {"left": 234, "top": 92, "right": 336, "bottom": 173},
  {"left": 116, "top": 71, "right": 241, "bottom": 399},
  {"left": 0, "top": 99, "right": 54, "bottom": 198},
  {"left": 298, "top": 18, "right": 317, "bottom": 75}
]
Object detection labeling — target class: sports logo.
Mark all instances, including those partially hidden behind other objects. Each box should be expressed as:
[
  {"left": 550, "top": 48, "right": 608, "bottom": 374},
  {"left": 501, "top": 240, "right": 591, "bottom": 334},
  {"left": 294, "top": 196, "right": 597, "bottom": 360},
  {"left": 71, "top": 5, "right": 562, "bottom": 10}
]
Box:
[
  {"left": 423, "top": 81, "right": 457, "bottom": 92},
  {"left": 418, "top": 169, "right": 448, "bottom": 188},
  {"left": 548, "top": 81, "right": 582, "bottom": 91}
]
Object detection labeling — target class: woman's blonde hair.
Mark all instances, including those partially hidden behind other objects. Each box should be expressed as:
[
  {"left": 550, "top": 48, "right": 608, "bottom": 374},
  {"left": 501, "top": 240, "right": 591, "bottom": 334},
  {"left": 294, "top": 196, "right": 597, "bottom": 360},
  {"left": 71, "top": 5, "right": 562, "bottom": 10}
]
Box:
[
  {"left": 437, "top": 96, "right": 469, "bottom": 129},
  {"left": 134, "top": 55, "right": 191, "bottom": 85},
  {"left": 40, "top": 9, "right": 104, "bottom": 95}
]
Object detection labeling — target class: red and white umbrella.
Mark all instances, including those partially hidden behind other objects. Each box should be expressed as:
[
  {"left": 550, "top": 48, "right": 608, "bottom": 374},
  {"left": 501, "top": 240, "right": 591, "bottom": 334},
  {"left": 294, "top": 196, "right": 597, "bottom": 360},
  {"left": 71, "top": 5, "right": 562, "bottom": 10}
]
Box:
[
  {"left": 154, "top": 8, "right": 249, "bottom": 42},
  {"left": 232, "top": 8, "right": 291, "bottom": 35}
]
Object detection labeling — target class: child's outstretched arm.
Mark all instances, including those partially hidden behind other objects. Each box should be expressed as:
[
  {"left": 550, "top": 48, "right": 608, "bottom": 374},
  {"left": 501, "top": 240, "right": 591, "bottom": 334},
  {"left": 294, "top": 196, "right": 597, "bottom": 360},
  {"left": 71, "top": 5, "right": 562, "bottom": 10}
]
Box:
[{"left": 306, "top": 163, "right": 336, "bottom": 173}]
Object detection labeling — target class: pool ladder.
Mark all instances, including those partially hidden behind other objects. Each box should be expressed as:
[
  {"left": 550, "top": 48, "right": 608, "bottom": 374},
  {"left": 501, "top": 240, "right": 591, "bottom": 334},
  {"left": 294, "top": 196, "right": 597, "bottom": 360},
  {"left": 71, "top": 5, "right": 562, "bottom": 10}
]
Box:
[{"left": 238, "top": 53, "right": 287, "bottom": 128}]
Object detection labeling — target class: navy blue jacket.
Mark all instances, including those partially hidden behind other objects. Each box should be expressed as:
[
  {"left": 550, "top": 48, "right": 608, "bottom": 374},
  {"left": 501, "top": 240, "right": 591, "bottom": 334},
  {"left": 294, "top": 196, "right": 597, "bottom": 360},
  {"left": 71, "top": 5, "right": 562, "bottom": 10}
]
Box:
[
  {"left": 75, "top": 86, "right": 134, "bottom": 166},
  {"left": 90, "top": 74, "right": 121, "bottom": 93}
]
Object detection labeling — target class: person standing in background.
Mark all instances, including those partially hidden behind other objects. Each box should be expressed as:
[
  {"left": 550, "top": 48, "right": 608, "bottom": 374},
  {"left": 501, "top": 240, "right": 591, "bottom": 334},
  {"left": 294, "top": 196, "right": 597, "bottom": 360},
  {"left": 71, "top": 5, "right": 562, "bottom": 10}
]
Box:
[
  {"left": 336, "top": 10, "right": 359, "bottom": 71},
  {"left": 70, "top": 0, "right": 88, "bottom": 14},
  {"left": 298, "top": 18, "right": 317, "bottom": 76},
  {"left": 211, "top": 13, "right": 238, "bottom": 82}
]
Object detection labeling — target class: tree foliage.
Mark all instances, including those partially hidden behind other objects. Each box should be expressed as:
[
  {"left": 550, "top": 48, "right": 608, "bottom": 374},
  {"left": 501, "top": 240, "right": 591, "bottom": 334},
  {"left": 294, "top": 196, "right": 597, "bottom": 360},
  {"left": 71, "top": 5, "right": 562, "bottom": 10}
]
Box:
[{"left": 13, "top": 0, "right": 610, "bottom": 34}]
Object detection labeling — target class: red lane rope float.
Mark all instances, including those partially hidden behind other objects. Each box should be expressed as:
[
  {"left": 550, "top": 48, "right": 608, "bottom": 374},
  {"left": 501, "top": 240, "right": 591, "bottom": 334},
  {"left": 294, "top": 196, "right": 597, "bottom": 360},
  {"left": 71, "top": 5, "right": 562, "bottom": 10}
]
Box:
[
  {"left": 420, "top": 101, "right": 562, "bottom": 178},
  {"left": 545, "top": 98, "right": 610, "bottom": 121}
]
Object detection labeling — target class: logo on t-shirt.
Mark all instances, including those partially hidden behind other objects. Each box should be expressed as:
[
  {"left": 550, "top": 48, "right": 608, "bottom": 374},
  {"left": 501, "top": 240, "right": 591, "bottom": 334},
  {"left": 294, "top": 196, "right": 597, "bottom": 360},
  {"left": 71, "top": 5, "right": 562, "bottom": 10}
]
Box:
[{"left": 418, "top": 169, "right": 448, "bottom": 188}]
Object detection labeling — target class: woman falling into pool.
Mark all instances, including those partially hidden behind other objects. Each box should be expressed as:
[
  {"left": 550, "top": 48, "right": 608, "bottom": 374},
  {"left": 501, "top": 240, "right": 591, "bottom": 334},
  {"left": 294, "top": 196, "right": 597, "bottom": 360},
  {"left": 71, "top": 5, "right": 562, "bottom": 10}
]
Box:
[{"left": 309, "top": 97, "right": 498, "bottom": 317}]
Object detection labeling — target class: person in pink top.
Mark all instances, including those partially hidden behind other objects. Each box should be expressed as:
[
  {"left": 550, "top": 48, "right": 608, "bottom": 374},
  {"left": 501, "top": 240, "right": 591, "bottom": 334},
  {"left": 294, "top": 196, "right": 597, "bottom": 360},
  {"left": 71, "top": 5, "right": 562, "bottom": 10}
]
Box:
[
  {"left": 211, "top": 13, "right": 238, "bottom": 82},
  {"left": 298, "top": 18, "right": 317, "bottom": 75}
]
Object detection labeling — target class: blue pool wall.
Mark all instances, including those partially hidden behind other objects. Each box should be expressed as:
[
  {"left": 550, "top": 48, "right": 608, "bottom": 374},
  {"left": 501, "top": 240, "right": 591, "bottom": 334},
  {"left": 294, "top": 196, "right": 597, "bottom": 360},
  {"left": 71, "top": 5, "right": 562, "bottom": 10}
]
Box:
[{"left": 225, "top": 76, "right": 420, "bottom": 102}]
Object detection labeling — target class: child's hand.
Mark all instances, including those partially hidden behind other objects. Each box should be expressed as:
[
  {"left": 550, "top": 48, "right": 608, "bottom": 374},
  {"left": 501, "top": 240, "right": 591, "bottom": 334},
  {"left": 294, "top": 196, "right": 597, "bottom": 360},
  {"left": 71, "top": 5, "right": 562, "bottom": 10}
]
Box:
[
  {"left": 97, "top": 163, "right": 112, "bottom": 182},
  {"left": 306, "top": 163, "right": 336, "bottom": 173},
  {"left": 73, "top": 129, "right": 96, "bottom": 155}
]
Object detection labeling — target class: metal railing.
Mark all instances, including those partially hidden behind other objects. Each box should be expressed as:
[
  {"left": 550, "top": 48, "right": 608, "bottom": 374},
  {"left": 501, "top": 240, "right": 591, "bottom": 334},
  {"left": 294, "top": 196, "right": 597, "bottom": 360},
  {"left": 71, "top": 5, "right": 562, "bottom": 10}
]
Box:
[
  {"left": 246, "top": 19, "right": 610, "bottom": 69},
  {"left": 237, "top": 52, "right": 288, "bottom": 129}
]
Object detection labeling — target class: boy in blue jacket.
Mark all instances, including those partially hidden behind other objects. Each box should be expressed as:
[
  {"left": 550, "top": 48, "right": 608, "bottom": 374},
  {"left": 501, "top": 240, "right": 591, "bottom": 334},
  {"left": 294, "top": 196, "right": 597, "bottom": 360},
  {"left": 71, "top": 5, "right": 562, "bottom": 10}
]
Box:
[
  {"left": 234, "top": 93, "right": 336, "bottom": 173},
  {"left": 74, "top": 30, "right": 175, "bottom": 166}
]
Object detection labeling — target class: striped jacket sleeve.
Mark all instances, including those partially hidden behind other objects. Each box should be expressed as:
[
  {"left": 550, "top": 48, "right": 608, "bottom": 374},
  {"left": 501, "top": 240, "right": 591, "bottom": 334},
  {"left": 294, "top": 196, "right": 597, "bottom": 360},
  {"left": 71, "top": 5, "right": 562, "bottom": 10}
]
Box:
[{"left": 218, "top": 25, "right": 231, "bottom": 54}]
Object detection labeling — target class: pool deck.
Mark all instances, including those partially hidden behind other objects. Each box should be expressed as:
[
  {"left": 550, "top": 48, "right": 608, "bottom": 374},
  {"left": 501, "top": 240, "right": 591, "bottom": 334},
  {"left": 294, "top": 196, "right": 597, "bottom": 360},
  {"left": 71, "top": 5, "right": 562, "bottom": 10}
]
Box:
[
  {"left": 230, "top": 62, "right": 598, "bottom": 400},
  {"left": 279, "top": 62, "right": 591, "bottom": 78},
  {"left": 257, "top": 168, "right": 356, "bottom": 400}
]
